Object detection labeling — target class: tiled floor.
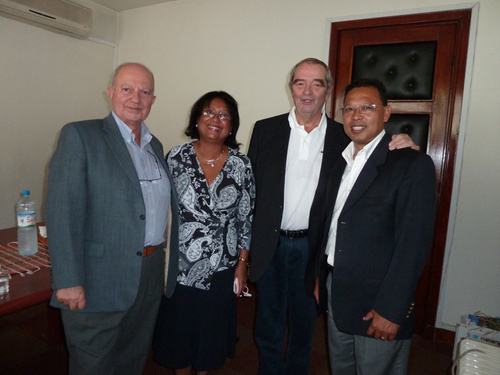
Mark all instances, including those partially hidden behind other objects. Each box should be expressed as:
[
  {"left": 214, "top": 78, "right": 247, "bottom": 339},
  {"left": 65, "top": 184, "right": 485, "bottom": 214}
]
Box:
[{"left": 1, "top": 285, "right": 453, "bottom": 374}]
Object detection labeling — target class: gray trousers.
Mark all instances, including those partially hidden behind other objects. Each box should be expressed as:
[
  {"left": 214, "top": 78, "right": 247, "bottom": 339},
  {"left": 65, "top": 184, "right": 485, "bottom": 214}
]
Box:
[
  {"left": 61, "top": 249, "right": 164, "bottom": 375},
  {"left": 326, "top": 273, "right": 412, "bottom": 375}
]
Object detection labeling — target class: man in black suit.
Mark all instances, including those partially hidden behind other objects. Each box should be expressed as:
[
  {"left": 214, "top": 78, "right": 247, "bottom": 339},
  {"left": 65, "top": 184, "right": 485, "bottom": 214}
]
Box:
[
  {"left": 247, "top": 58, "right": 417, "bottom": 375},
  {"left": 315, "top": 78, "right": 436, "bottom": 374}
]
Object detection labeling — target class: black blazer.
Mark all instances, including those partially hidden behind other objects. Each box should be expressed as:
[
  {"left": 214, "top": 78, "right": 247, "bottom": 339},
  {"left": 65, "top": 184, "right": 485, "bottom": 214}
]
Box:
[
  {"left": 247, "top": 113, "right": 349, "bottom": 293},
  {"left": 314, "top": 133, "right": 436, "bottom": 339}
]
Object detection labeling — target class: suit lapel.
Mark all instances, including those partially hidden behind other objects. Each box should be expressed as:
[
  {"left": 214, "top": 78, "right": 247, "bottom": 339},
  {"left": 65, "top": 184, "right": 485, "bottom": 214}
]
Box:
[
  {"left": 147, "top": 137, "right": 180, "bottom": 298},
  {"left": 274, "top": 117, "right": 292, "bottom": 198},
  {"left": 315, "top": 118, "right": 348, "bottom": 197},
  {"left": 102, "top": 114, "right": 143, "bottom": 197},
  {"left": 342, "top": 133, "right": 391, "bottom": 213},
  {"left": 323, "top": 156, "right": 348, "bottom": 239},
  {"left": 150, "top": 138, "right": 179, "bottom": 209}
]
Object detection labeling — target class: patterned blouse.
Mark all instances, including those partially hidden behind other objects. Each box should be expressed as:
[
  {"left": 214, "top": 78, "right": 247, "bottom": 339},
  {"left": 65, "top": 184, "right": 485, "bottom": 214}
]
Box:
[{"left": 167, "top": 142, "right": 255, "bottom": 290}]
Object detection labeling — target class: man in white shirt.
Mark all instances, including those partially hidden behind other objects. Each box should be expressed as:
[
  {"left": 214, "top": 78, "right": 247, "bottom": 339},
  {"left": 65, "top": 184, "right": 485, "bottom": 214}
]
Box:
[
  {"left": 316, "top": 78, "right": 436, "bottom": 374},
  {"left": 247, "top": 59, "right": 417, "bottom": 375}
]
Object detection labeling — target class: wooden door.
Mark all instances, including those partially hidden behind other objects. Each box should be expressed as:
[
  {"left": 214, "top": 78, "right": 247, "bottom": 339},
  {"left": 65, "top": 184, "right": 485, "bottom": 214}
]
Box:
[{"left": 328, "top": 9, "right": 471, "bottom": 339}]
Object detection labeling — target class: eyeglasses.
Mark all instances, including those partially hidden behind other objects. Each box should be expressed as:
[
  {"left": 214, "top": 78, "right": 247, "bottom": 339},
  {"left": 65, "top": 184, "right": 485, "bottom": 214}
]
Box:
[
  {"left": 341, "top": 104, "right": 383, "bottom": 115},
  {"left": 139, "top": 150, "right": 162, "bottom": 183},
  {"left": 202, "top": 109, "right": 231, "bottom": 121}
]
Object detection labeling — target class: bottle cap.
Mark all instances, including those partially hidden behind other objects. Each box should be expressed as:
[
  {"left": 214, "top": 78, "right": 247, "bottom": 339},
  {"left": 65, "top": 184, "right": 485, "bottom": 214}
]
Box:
[{"left": 22, "top": 190, "right": 30, "bottom": 195}]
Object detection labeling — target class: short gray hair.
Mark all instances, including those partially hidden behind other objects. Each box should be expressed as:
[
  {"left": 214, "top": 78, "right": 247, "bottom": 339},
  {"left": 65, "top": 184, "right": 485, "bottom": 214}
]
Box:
[{"left": 288, "top": 58, "right": 333, "bottom": 93}]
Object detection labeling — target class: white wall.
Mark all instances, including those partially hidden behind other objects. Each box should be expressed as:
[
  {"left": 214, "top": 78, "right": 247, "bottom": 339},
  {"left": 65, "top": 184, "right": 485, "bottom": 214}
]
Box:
[
  {"left": 1, "top": 0, "right": 498, "bottom": 334},
  {"left": 116, "top": 0, "right": 500, "bottom": 330},
  {"left": 0, "top": 1, "right": 117, "bottom": 228}
]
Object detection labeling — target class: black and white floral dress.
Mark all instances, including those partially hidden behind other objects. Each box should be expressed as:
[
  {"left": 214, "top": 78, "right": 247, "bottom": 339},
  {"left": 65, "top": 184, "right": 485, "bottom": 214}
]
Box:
[{"left": 154, "top": 142, "right": 255, "bottom": 370}]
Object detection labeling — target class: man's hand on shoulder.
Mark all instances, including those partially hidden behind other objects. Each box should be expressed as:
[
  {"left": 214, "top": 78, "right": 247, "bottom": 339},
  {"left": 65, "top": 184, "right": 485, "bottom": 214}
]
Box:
[
  {"left": 56, "top": 286, "right": 86, "bottom": 311},
  {"left": 363, "top": 309, "right": 400, "bottom": 341},
  {"left": 389, "top": 133, "right": 420, "bottom": 151}
]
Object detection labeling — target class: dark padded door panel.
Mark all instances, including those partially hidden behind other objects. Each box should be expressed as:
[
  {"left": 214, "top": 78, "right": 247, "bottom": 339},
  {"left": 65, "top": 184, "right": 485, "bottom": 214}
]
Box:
[{"left": 352, "top": 42, "right": 437, "bottom": 100}]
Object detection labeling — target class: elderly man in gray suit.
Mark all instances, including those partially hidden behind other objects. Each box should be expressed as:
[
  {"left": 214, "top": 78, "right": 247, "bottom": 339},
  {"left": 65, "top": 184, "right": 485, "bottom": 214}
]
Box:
[{"left": 46, "top": 62, "right": 179, "bottom": 375}]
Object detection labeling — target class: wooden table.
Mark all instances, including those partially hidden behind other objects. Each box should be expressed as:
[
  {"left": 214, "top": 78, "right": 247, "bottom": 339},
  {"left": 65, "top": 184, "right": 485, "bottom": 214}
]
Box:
[{"left": 0, "top": 226, "right": 52, "bottom": 317}]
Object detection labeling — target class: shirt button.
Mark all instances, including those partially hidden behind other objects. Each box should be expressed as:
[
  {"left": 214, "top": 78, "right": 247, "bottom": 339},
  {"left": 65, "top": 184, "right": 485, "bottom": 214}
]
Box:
[
  {"left": 137, "top": 251, "right": 143, "bottom": 256},
  {"left": 140, "top": 214, "right": 146, "bottom": 220}
]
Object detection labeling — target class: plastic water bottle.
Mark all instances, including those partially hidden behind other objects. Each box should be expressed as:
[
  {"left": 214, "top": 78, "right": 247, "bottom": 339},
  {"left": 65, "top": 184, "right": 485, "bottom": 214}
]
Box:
[{"left": 16, "top": 190, "right": 38, "bottom": 256}]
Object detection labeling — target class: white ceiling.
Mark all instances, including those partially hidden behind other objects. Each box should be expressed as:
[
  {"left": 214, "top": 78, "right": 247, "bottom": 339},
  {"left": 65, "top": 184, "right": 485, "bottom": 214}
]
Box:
[{"left": 90, "top": 0, "right": 176, "bottom": 12}]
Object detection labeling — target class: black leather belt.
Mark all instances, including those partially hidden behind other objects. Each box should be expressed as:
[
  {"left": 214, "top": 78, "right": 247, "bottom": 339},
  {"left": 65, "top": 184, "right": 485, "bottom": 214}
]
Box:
[{"left": 280, "top": 229, "right": 308, "bottom": 239}]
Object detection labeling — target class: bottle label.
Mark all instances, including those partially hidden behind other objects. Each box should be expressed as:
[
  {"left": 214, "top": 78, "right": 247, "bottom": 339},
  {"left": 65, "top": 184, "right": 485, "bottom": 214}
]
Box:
[{"left": 17, "top": 213, "right": 36, "bottom": 227}]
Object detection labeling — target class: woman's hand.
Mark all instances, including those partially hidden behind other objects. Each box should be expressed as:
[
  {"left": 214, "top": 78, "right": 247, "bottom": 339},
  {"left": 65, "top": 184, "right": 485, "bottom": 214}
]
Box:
[{"left": 234, "top": 249, "right": 249, "bottom": 297}]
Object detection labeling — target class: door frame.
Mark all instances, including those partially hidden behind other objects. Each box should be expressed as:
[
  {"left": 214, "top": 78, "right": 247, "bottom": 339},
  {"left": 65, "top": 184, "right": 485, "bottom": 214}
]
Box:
[{"left": 324, "top": 3, "right": 478, "bottom": 342}]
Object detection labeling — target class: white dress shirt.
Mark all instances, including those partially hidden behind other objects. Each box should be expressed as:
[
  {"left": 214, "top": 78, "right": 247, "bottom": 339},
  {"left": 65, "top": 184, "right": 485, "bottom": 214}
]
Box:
[
  {"left": 280, "top": 107, "right": 327, "bottom": 231},
  {"left": 325, "top": 130, "right": 386, "bottom": 266}
]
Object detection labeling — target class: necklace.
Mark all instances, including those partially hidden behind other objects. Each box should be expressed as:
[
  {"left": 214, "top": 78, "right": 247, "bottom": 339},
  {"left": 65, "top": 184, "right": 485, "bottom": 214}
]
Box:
[{"left": 199, "top": 145, "right": 225, "bottom": 167}]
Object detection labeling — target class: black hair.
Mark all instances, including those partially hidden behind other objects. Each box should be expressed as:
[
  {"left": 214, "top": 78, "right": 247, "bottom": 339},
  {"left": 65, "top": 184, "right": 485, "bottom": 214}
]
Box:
[
  {"left": 184, "top": 91, "right": 241, "bottom": 150},
  {"left": 344, "top": 78, "right": 388, "bottom": 105}
]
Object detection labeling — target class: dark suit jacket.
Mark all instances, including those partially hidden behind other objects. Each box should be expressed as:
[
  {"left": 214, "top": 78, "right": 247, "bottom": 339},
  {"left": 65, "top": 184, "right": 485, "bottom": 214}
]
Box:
[
  {"left": 46, "top": 113, "right": 179, "bottom": 312},
  {"left": 247, "top": 113, "right": 349, "bottom": 292},
  {"left": 315, "top": 133, "right": 436, "bottom": 339}
]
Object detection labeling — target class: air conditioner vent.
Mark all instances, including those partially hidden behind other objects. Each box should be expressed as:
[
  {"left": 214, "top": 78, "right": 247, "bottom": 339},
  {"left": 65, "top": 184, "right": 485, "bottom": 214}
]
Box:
[{"left": 0, "top": 0, "right": 92, "bottom": 39}]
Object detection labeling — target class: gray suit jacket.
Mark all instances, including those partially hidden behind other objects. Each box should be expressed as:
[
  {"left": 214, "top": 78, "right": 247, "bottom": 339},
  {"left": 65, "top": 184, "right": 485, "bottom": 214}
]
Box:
[{"left": 46, "top": 113, "right": 179, "bottom": 312}]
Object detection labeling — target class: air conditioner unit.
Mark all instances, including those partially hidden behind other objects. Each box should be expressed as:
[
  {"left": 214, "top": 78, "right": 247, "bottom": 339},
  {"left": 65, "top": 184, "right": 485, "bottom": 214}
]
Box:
[{"left": 0, "top": 0, "right": 92, "bottom": 39}]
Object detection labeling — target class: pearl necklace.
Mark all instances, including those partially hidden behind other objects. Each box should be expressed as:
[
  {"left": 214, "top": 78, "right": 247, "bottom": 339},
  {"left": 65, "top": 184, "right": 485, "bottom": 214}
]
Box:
[{"left": 200, "top": 145, "right": 225, "bottom": 167}]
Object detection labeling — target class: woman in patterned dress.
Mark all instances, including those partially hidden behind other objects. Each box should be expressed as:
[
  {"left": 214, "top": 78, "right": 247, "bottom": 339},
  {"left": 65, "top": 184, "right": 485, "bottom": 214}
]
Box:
[{"left": 153, "top": 91, "right": 255, "bottom": 375}]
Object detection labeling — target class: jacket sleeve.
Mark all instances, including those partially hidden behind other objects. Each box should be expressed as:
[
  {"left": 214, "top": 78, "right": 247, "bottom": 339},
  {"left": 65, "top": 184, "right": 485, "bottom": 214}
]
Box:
[
  {"left": 46, "top": 123, "right": 88, "bottom": 290},
  {"left": 373, "top": 153, "right": 436, "bottom": 325}
]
